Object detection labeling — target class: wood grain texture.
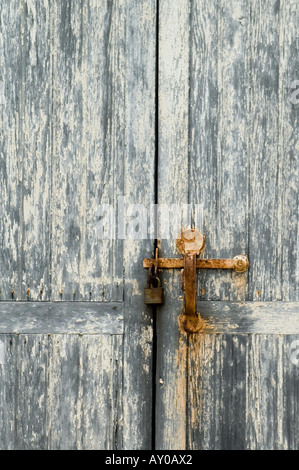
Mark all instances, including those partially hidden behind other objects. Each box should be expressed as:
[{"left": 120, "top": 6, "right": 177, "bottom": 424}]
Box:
[
  {"left": 156, "top": 0, "right": 190, "bottom": 450},
  {"left": 0, "top": 302, "right": 123, "bottom": 334},
  {"left": 122, "top": 0, "right": 156, "bottom": 449},
  {"left": 0, "top": 0, "right": 23, "bottom": 300},
  {"left": 0, "top": 0, "right": 126, "bottom": 301},
  {"left": 283, "top": 334, "right": 299, "bottom": 448},
  {"left": 50, "top": 0, "right": 124, "bottom": 301},
  {"left": 157, "top": 0, "right": 299, "bottom": 451},
  {"left": 1, "top": 0, "right": 299, "bottom": 451},
  {"left": 0, "top": 0, "right": 156, "bottom": 450},
  {"left": 187, "top": 334, "right": 299, "bottom": 449},
  {"left": 279, "top": 2, "right": 299, "bottom": 302},
  {"left": 198, "top": 301, "right": 299, "bottom": 334},
  {"left": 0, "top": 333, "right": 123, "bottom": 449},
  {"left": 248, "top": 0, "right": 281, "bottom": 302},
  {"left": 190, "top": 0, "right": 249, "bottom": 302},
  {"left": 21, "top": 0, "right": 52, "bottom": 301}
]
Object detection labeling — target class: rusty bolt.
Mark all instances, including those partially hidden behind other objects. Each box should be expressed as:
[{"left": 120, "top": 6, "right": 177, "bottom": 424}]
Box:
[
  {"left": 233, "top": 255, "right": 249, "bottom": 273},
  {"left": 176, "top": 228, "right": 205, "bottom": 255}
]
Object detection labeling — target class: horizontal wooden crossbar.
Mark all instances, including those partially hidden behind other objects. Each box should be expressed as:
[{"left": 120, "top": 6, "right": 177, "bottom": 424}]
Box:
[
  {"left": 198, "top": 301, "right": 299, "bottom": 334},
  {"left": 0, "top": 302, "right": 124, "bottom": 334}
]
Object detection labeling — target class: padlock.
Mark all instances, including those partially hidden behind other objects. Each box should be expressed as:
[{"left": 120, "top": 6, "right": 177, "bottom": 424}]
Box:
[{"left": 144, "top": 277, "right": 164, "bottom": 305}]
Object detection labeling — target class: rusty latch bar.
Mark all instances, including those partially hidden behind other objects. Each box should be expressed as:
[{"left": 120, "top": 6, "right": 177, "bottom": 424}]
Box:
[
  {"left": 143, "top": 228, "right": 249, "bottom": 334},
  {"left": 143, "top": 256, "right": 249, "bottom": 272}
]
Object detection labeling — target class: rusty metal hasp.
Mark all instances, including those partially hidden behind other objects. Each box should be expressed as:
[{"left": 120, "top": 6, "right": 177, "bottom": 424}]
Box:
[{"left": 143, "top": 228, "right": 249, "bottom": 334}]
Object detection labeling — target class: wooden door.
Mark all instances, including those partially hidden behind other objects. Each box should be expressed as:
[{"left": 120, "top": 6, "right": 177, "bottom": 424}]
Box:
[
  {"left": 155, "top": 0, "right": 299, "bottom": 450},
  {"left": 1, "top": 0, "right": 299, "bottom": 452},
  {"left": 0, "top": 0, "right": 156, "bottom": 450}
]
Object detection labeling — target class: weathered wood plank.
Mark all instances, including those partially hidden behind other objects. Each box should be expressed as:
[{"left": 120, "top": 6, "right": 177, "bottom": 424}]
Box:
[
  {"left": 21, "top": 0, "right": 52, "bottom": 301},
  {"left": 14, "top": 334, "right": 48, "bottom": 449},
  {"left": 189, "top": 0, "right": 249, "bottom": 302},
  {"left": 122, "top": 0, "right": 156, "bottom": 450},
  {"left": 156, "top": 0, "right": 190, "bottom": 450},
  {"left": 0, "top": 334, "right": 48, "bottom": 449},
  {"left": 47, "top": 334, "right": 123, "bottom": 450},
  {"left": 0, "top": 335, "right": 17, "bottom": 449},
  {"left": 283, "top": 335, "right": 299, "bottom": 449},
  {"left": 279, "top": 2, "right": 299, "bottom": 301},
  {"left": 188, "top": 334, "right": 247, "bottom": 449},
  {"left": 198, "top": 301, "right": 299, "bottom": 334},
  {"left": 0, "top": 302, "right": 123, "bottom": 334},
  {"left": 0, "top": 333, "right": 123, "bottom": 450},
  {"left": 248, "top": 0, "right": 281, "bottom": 301},
  {"left": 0, "top": 0, "right": 126, "bottom": 301},
  {"left": 246, "top": 334, "right": 284, "bottom": 449},
  {"left": 50, "top": 0, "right": 124, "bottom": 301},
  {"left": 0, "top": 0, "right": 23, "bottom": 300},
  {"left": 187, "top": 334, "right": 299, "bottom": 450},
  {"left": 46, "top": 334, "right": 81, "bottom": 449},
  {"left": 50, "top": 0, "right": 85, "bottom": 300},
  {"left": 82, "top": 0, "right": 125, "bottom": 303},
  {"left": 51, "top": 1, "right": 94, "bottom": 300},
  {"left": 79, "top": 334, "right": 123, "bottom": 449}
]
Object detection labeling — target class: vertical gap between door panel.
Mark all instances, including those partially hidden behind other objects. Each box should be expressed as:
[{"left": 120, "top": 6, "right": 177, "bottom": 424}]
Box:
[{"left": 152, "top": 0, "right": 159, "bottom": 451}]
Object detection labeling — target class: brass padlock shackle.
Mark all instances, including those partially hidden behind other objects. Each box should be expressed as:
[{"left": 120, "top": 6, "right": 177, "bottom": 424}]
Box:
[
  {"left": 144, "top": 248, "right": 164, "bottom": 305},
  {"left": 148, "top": 276, "right": 161, "bottom": 289},
  {"left": 147, "top": 258, "right": 160, "bottom": 288}
]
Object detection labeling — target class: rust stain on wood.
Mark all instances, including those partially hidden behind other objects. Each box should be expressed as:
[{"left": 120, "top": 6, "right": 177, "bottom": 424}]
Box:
[
  {"left": 179, "top": 314, "right": 206, "bottom": 334},
  {"left": 178, "top": 311, "right": 208, "bottom": 336},
  {"left": 171, "top": 334, "right": 188, "bottom": 449}
]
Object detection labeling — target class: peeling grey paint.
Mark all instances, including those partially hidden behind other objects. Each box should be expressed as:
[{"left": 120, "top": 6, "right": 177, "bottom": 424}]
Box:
[
  {"left": 1, "top": 0, "right": 299, "bottom": 451},
  {"left": 0, "top": 341, "right": 4, "bottom": 365},
  {"left": 0, "top": 0, "right": 155, "bottom": 450},
  {"left": 156, "top": 0, "right": 299, "bottom": 451}
]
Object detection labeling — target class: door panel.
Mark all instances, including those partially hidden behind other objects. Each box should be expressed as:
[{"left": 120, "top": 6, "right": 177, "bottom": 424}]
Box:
[
  {"left": 187, "top": 332, "right": 299, "bottom": 450},
  {"left": 0, "top": 0, "right": 156, "bottom": 450},
  {"left": 156, "top": 0, "right": 299, "bottom": 450},
  {"left": 190, "top": 0, "right": 248, "bottom": 302},
  {"left": 155, "top": 0, "right": 190, "bottom": 451},
  {"left": 0, "top": 331, "right": 123, "bottom": 449},
  {"left": 50, "top": 0, "right": 125, "bottom": 302}
]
